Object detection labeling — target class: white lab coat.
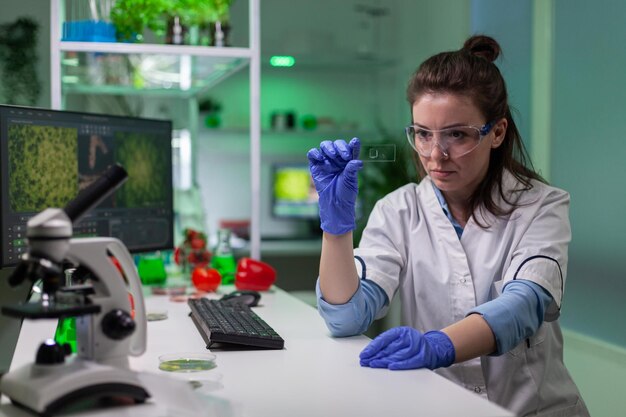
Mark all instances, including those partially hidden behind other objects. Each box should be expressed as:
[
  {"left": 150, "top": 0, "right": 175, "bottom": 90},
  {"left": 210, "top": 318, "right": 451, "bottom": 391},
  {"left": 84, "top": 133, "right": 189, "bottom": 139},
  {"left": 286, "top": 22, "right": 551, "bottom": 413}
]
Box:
[{"left": 354, "top": 171, "right": 589, "bottom": 417}]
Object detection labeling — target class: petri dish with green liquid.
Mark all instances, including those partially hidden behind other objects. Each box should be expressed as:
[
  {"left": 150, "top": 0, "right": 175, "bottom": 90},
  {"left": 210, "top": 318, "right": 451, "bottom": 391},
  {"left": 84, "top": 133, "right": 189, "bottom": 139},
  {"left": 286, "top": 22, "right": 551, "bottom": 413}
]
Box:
[{"left": 158, "top": 352, "right": 217, "bottom": 373}]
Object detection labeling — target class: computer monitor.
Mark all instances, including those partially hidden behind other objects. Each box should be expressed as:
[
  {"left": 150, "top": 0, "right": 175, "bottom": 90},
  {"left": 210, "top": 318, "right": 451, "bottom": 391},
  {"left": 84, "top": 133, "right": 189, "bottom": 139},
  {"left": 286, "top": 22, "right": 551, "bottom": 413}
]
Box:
[
  {"left": 270, "top": 162, "right": 363, "bottom": 239},
  {"left": 0, "top": 105, "right": 174, "bottom": 267},
  {"left": 271, "top": 163, "right": 319, "bottom": 220}
]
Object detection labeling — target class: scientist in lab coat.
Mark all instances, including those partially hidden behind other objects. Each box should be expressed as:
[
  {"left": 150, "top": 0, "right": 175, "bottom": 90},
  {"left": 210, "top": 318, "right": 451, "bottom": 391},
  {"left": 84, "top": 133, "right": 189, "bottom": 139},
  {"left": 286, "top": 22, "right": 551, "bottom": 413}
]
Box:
[{"left": 307, "top": 35, "right": 589, "bottom": 417}]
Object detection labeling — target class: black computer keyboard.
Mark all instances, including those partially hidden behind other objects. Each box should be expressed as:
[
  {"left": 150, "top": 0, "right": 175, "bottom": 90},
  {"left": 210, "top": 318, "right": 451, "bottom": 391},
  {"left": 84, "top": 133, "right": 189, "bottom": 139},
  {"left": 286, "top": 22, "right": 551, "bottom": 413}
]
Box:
[{"left": 188, "top": 298, "right": 285, "bottom": 349}]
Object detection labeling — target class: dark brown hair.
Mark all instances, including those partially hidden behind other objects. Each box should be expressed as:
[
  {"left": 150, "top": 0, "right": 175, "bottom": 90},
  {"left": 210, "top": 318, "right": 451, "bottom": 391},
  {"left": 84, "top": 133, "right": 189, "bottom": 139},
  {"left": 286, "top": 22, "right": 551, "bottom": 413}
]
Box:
[{"left": 406, "top": 35, "right": 544, "bottom": 224}]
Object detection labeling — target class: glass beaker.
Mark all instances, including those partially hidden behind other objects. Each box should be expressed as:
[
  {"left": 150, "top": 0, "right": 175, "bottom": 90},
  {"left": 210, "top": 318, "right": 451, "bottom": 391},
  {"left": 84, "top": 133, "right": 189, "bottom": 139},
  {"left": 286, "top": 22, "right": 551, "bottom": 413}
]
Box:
[{"left": 137, "top": 254, "right": 167, "bottom": 285}]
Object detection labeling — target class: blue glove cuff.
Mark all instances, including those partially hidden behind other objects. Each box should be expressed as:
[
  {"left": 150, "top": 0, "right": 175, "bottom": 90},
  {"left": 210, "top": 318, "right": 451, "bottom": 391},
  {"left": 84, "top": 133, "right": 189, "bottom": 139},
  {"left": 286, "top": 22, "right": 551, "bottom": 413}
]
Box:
[
  {"left": 424, "top": 330, "right": 456, "bottom": 369},
  {"left": 319, "top": 197, "right": 356, "bottom": 235}
]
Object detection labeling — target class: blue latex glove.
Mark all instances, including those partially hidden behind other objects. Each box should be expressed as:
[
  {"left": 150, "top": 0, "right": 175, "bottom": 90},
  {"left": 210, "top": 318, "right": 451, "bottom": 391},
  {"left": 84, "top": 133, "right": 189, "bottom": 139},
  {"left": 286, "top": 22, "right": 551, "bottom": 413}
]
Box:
[
  {"left": 359, "top": 326, "right": 456, "bottom": 370},
  {"left": 307, "top": 138, "right": 363, "bottom": 235}
]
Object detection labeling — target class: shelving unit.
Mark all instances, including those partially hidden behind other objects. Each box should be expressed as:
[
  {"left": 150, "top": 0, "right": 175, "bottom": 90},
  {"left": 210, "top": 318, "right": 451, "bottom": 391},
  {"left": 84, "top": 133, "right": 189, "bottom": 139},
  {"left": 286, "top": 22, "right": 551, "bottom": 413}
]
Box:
[
  {"left": 56, "top": 44, "right": 250, "bottom": 100},
  {"left": 49, "top": 0, "right": 262, "bottom": 260}
]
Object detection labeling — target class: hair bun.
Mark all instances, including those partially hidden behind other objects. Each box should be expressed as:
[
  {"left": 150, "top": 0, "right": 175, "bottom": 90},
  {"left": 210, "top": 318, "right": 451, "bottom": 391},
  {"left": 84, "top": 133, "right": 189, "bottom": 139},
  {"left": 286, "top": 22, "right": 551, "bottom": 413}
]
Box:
[{"left": 462, "top": 35, "right": 501, "bottom": 62}]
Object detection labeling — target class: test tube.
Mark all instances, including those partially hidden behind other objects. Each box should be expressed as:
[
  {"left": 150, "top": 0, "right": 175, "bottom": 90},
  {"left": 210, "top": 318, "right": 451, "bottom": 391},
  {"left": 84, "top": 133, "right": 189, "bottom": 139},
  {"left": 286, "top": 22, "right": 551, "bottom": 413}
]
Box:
[{"left": 360, "top": 144, "right": 396, "bottom": 162}]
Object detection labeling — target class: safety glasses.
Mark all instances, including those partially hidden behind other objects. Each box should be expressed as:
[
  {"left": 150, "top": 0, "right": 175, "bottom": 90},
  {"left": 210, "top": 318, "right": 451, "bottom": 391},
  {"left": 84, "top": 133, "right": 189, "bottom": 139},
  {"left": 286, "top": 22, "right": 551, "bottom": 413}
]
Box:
[{"left": 404, "top": 121, "right": 494, "bottom": 158}]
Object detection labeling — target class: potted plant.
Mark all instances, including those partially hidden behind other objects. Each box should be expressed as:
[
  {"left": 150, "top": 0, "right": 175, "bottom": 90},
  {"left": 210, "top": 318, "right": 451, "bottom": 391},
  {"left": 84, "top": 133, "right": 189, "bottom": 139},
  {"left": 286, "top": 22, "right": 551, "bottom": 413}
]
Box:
[
  {"left": 198, "top": 97, "right": 223, "bottom": 128},
  {"left": 188, "top": 0, "right": 218, "bottom": 45},
  {"left": 183, "top": 0, "right": 234, "bottom": 46},
  {"left": 163, "top": 0, "right": 202, "bottom": 44},
  {"left": 208, "top": 0, "right": 234, "bottom": 46},
  {"left": 161, "top": 0, "right": 231, "bottom": 45}
]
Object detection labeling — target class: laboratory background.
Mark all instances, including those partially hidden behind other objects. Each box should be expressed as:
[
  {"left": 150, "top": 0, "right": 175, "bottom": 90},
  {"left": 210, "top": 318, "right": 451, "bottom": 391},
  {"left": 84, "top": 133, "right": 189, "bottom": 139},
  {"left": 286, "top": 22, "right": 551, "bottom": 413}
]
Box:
[{"left": 0, "top": 0, "right": 625, "bottom": 416}]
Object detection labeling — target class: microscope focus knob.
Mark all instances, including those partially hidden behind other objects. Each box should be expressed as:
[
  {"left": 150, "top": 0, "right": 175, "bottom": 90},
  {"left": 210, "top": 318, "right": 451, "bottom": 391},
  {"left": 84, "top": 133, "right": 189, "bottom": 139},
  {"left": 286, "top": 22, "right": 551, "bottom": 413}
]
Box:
[
  {"left": 35, "top": 339, "right": 67, "bottom": 365},
  {"left": 101, "top": 309, "right": 135, "bottom": 340}
]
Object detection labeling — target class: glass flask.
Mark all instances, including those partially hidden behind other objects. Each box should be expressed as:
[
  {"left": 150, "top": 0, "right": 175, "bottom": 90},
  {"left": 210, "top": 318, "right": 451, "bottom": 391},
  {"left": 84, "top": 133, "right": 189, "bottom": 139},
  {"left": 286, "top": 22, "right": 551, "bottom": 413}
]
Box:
[{"left": 211, "top": 229, "right": 236, "bottom": 285}]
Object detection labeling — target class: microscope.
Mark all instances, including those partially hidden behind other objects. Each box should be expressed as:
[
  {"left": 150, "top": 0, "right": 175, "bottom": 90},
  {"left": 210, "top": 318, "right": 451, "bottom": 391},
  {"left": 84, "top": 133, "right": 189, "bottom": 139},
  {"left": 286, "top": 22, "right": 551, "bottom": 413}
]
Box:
[{"left": 0, "top": 164, "right": 150, "bottom": 416}]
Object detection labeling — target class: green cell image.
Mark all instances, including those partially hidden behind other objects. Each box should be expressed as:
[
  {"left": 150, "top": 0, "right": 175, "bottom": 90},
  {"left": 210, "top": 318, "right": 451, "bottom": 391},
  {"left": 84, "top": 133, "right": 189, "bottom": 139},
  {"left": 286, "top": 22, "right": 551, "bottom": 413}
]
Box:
[
  {"left": 274, "top": 168, "right": 312, "bottom": 201},
  {"left": 8, "top": 124, "right": 78, "bottom": 212},
  {"left": 114, "top": 132, "right": 170, "bottom": 208}
]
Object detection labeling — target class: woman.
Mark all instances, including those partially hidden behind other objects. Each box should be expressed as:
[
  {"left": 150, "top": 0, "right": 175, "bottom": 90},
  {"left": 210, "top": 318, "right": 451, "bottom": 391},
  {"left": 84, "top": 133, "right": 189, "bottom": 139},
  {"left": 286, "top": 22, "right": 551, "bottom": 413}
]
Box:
[{"left": 307, "top": 35, "right": 589, "bottom": 417}]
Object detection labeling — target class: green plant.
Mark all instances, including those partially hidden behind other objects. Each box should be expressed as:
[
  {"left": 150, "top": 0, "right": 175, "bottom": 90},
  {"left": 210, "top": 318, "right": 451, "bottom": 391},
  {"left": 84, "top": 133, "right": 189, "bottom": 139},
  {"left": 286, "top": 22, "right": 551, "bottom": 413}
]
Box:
[
  {"left": 108, "top": 0, "right": 234, "bottom": 42},
  {"left": 110, "top": 0, "right": 168, "bottom": 42},
  {"left": 211, "top": 0, "right": 234, "bottom": 23},
  {"left": 0, "top": 17, "right": 41, "bottom": 105},
  {"left": 159, "top": 0, "right": 194, "bottom": 27},
  {"left": 184, "top": 0, "right": 234, "bottom": 26}
]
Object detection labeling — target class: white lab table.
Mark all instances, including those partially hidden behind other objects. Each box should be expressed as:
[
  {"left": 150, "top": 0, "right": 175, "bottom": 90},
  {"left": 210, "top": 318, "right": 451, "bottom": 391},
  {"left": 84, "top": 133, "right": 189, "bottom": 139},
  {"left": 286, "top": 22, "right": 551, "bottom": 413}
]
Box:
[{"left": 1, "top": 286, "right": 513, "bottom": 417}]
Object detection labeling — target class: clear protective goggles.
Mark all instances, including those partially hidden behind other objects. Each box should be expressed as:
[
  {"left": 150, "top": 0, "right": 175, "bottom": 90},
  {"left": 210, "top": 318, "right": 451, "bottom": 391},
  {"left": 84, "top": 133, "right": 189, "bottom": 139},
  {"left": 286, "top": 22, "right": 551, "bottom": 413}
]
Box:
[{"left": 404, "top": 121, "right": 494, "bottom": 158}]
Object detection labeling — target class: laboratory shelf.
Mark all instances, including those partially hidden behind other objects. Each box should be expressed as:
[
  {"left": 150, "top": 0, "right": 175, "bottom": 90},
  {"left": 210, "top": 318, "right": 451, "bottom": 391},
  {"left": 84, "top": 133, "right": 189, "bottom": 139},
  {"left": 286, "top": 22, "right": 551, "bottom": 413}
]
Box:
[
  {"left": 59, "top": 41, "right": 253, "bottom": 58},
  {"left": 50, "top": 0, "right": 262, "bottom": 260},
  {"left": 61, "top": 52, "right": 249, "bottom": 98},
  {"left": 62, "top": 84, "right": 203, "bottom": 98}
]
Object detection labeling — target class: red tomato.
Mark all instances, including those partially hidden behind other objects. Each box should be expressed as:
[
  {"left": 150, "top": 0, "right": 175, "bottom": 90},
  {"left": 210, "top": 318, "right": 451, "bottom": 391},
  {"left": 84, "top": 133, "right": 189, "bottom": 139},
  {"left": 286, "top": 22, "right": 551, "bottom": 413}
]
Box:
[{"left": 192, "top": 267, "right": 222, "bottom": 292}]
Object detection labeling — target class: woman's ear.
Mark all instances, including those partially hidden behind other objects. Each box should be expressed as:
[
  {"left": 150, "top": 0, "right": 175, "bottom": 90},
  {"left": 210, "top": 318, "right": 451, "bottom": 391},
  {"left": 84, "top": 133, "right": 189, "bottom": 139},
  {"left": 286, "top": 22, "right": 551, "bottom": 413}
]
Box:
[{"left": 490, "top": 118, "right": 508, "bottom": 148}]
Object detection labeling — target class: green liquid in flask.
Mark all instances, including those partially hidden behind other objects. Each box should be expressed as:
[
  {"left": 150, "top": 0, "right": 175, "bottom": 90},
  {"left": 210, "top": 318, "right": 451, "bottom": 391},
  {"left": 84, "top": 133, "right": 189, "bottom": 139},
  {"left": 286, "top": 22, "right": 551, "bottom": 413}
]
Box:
[{"left": 212, "top": 229, "right": 236, "bottom": 284}]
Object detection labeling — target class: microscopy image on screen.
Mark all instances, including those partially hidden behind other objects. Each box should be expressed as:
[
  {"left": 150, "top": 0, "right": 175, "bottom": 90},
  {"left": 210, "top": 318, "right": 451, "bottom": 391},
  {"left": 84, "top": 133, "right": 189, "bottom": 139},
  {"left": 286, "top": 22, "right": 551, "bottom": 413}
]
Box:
[
  {"left": 77, "top": 133, "right": 116, "bottom": 207},
  {"left": 78, "top": 134, "right": 116, "bottom": 189},
  {"left": 8, "top": 124, "right": 78, "bottom": 212},
  {"left": 114, "top": 131, "right": 170, "bottom": 208}
]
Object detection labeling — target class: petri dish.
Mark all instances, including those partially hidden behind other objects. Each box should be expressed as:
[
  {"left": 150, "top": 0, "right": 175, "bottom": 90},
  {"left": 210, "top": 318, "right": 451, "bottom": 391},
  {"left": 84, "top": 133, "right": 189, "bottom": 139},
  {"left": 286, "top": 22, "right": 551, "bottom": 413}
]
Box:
[
  {"left": 151, "top": 285, "right": 187, "bottom": 296},
  {"left": 147, "top": 309, "right": 168, "bottom": 321},
  {"left": 158, "top": 352, "right": 217, "bottom": 373}
]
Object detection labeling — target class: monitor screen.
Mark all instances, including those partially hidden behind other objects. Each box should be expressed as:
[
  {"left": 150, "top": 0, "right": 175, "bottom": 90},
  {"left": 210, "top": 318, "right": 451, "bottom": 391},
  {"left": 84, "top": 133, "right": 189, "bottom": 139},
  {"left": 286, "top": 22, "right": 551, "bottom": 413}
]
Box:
[
  {"left": 271, "top": 163, "right": 319, "bottom": 219},
  {"left": 0, "top": 105, "right": 174, "bottom": 267}
]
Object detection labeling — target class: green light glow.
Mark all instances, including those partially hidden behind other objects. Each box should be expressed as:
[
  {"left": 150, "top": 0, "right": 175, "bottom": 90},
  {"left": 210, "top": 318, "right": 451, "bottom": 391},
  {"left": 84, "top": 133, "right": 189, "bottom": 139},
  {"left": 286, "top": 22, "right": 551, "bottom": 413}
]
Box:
[{"left": 270, "top": 56, "right": 295, "bottom": 67}]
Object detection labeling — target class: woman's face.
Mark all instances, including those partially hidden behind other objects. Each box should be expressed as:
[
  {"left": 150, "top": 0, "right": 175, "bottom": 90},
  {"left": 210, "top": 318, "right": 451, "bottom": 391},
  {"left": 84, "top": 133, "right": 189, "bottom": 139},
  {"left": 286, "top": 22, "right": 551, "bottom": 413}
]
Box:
[{"left": 411, "top": 92, "right": 506, "bottom": 201}]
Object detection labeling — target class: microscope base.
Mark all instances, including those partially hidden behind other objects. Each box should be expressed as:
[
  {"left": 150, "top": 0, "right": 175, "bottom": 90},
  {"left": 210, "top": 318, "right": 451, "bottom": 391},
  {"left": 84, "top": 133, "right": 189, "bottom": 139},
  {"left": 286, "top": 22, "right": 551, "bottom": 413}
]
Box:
[{"left": 0, "top": 357, "right": 150, "bottom": 416}]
